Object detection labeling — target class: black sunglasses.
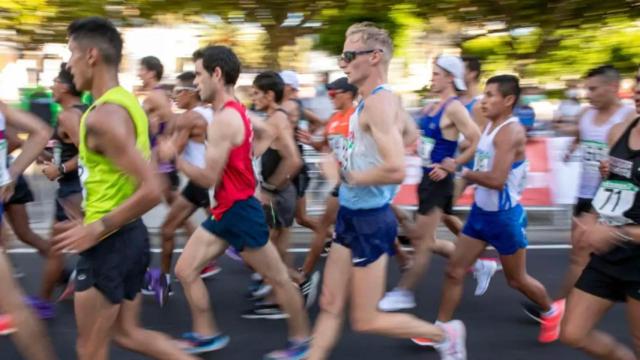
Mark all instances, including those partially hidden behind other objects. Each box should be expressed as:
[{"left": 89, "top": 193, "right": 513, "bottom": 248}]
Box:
[{"left": 339, "top": 49, "right": 383, "bottom": 64}]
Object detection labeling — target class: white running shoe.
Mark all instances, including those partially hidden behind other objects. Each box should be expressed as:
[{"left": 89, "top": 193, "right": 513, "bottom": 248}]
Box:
[
  {"left": 434, "top": 320, "right": 467, "bottom": 360},
  {"left": 473, "top": 259, "right": 498, "bottom": 296},
  {"left": 378, "top": 288, "right": 416, "bottom": 312}
]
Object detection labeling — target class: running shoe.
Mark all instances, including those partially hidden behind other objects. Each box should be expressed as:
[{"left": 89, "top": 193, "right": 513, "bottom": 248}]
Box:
[
  {"left": 300, "top": 271, "right": 320, "bottom": 308},
  {"left": 320, "top": 240, "right": 332, "bottom": 257},
  {"left": 378, "top": 288, "right": 416, "bottom": 312},
  {"left": 539, "top": 299, "right": 566, "bottom": 343},
  {"left": 56, "top": 269, "right": 76, "bottom": 302},
  {"left": 180, "top": 332, "right": 230, "bottom": 354},
  {"left": 521, "top": 301, "right": 544, "bottom": 323},
  {"left": 0, "top": 314, "right": 16, "bottom": 336},
  {"left": 248, "top": 281, "right": 273, "bottom": 301},
  {"left": 200, "top": 261, "right": 222, "bottom": 279},
  {"left": 242, "top": 303, "right": 289, "bottom": 320},
  {"left": 24, "top": 296, "right": 55, "bottom": 320},
  {"left": 264, "top": 338, "right": 310, "bottom": 360},
  {"left": 433, "top": 320, "right": 467, "bottom": 360},
  {"left": 225, "top": 247, "right": 244, "bottom": 263},
  {"left": 141, "top": 269, "right": 155, "bottom": 296},
  {"left": 473, "top": 259, "right": 498, "bottom": 296},
  {"left": 142, "top": 268, "right": 169, "bottom": 306},
  {"left": 411, "top": 337, "right": 437, "bottom": 346}
]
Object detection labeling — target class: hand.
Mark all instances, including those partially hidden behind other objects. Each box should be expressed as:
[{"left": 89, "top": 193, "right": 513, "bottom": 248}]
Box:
[
  {"left": 0, "top": 179, "right": 15, "bottom": 202},
  {"left": 440, "top": 157, "right": 457, "bottom": 173},
  {"left": 599, "top": 159, "right": 610, "bottom": 179},
  {"left": 320, "top": 154, "right": 340, "bottom": 185},
  {"left": 296, "top": 129, "right": 312, "bottom": 145},
  {"left": 428, "top": 165, "right": 448, "bottom": 181},
  {"left": 257, "top": 188, "right": 274, "bottom": 205},
  {"left": 52, "top": 220, "right": 104, "bottom": 254},
  {"left": 156, "top": 139, "right": 177, "bottom": 162},
  {"left": 41, "top": 161, "right": 61, "bottom": 181},
  {"left": 573, "top": 214, "right": 622, "bottom": 254}
]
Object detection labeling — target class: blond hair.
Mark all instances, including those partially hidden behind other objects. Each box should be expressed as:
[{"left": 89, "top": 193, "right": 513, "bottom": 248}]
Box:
[{"left": 345, "top": 22, "right": 393, "bottom": 63}]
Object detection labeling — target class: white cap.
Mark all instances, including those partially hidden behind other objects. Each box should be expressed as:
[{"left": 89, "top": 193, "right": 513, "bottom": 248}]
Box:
[
  {"left": 279, "top": 70, "right": 300, "bottom": 90},
  {"left": 435, "top": 55, "right": 466, "bottom": 91}
]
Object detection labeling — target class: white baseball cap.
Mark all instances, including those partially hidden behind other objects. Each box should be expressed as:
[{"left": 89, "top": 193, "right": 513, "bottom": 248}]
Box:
[
  {"left": 435, "top": 55, "right": 466, "bottom": 91},
  {"left": 279, "top": 70, "right": 300, "bottom": 90}
]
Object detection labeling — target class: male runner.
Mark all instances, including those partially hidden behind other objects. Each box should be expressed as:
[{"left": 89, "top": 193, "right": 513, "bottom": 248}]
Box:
[
  {"left": 0, "top": 100, "right": 56, "bottom": 360},
  {"left": 434, "top": 75, "right": 563, "bottom": 345},
  {"left": 309, "top": 22, "right": 465, "bottom": 360},
  {"left": 560, "top": 75, "right": 640, "bottom": 359},
  {"left": 379, "top": 55, "right": 495, "bottom": 312},
  {"left": 54, "top": 17, "right": 194, "bottom": 360},
  {"left": 37, "top": 63, "right": 85, "bottom": 308},
  {"left": 172, "top": 46, "right": 311, "bottom": 358},
  {"left": 147, "top": 71, "right": 218, "bottom": 304},
  {"left": 523, "top": 65, "right": 635, "bottom": 320}
]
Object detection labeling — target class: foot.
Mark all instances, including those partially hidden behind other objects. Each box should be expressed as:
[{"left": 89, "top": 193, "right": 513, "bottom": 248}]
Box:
[
  {"left": 225, "top": 247, "right": 244, "bottom": 263},
  {"left": 141, "top": 268, "right": 156, "bottom": 296},
  {"left": 378, "top": 288, "right": 416, "bottom": 312},
  {"left": 411, "top": 337, "right": 437, "bottom": 347},
  {"left": 0, "top": 314, "right": 16, "bottom": 336},
  {"left": 263, "top": 338, "right": 310, "bottom": 360},
  {"left": 320, "top": 240, "right": 332, "bottom": 257},
  {"left": 200, "top": 261, "right": 222, "bottom": 279},
  {"left": 248, "top": 279, "right": 273, "bottom": 301},
  {"left": 242, "top": 302, "right": 289, "bottom": 320},
  {"left": 521, "top": 301, "right": 544, "bottom": 323},
  {"left": 539, "top": 299, "right": 566, "bottom": 343},
  {"left": 473, "top": 259, "right": 498, "bottom": 296},
  {"left": 300, "top": 271, "right": 320, "bottom": 308},
  {"left": 180, "top": 332, "right": 230, "bottom": 354},
  {"left": 433, "top": 320, "right": 467, "bottom": 360}
]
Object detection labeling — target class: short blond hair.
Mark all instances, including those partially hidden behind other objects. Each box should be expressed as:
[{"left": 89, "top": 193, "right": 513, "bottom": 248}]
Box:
[{"left": 345, "top": 22, "right": 393, "bottom": 62}]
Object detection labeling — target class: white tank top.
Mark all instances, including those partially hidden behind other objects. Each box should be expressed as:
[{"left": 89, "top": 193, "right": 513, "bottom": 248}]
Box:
[
  {"left": 182, "top": 105, "right": 213, "bottom": 169},
  {"left": 578, "top": 105, "right": 632, "bottom": 198},
  {"left": 474, "top": 117, "right": 527, "bottom": 211},
  {"left": 0, "top": 111, "right": 8, "bottom": 185}
]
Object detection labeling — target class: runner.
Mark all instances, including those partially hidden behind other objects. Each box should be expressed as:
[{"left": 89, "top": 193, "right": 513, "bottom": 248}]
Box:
[
  {"left": 296, "top": 76, "right": 357, "bottom": 279},
  {"left": 0, "top": 99, "right": 56, "bottom": 360},
  {"left": 379, "top": 55, "right": 495, "bottom": 313},
  {"left": 145, "top": 71, "right": 218, "bottom": 305},
  {"left": 433, "top": 75, "right": 563, "bottom": 346},
  {"left": 559, "top": 74, "right": 640, "bottom": 360},
  {"left": 35, "top": 63, "right": 85, "bottom": 310},
  {"left": 171, "top": 46, "right": 312, "bottom": 358},
  {"left": 54, "top": 17, "right": 195, "bottom": 359},
  {"left": 308, "top": 22, "right": 465, "bottom": 360},
  {"left": 522, "top": 65, "right": 636, "bottom": 321}
]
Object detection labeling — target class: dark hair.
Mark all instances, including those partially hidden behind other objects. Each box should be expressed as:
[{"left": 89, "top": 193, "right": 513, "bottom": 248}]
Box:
[
  {"left": 253, "top": 71, "right": 284, "bottom": 104},
  {"left": 462, "top": 56, "right": 481, "bottom": 81},
  {"left": 57, "top": 62, "right": 82, "bottom": 97},
  {"left": 177, "top": 71, "right": 196, "bottom": 85},
  {"left": 67, "top": 17, "right": 122, "bottom": 67},
  {"left": 192, "top": 46, "right": 241, "bottom": 86},
  {"left": 486, "top": 75, "right": 520, "bottom": 108},
  {"left": 140, "top": 56, "right": 164, "bottom": 81},
  {"left": 585, "top": 64, "right": 620, "bottom": 83}
]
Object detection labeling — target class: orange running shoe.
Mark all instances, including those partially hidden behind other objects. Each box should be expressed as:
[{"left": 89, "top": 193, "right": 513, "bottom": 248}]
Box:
[{"left": 539, "top": 299, "right": 566, "bottom": 343}]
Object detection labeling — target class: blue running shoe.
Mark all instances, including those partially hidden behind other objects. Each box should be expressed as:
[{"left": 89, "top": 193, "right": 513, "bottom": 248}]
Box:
[
  {"left": 264, "top": 339, "right": 310, "bottom": 360},
  {"left": 181, "top": 332, "right": 230, "bottom": 354},
  {"left": 24, "top": 296, "right": 55, "bottom": 319}
]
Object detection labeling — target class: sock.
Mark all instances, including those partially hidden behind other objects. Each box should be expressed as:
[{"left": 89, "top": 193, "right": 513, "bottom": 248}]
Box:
[{"left": 165, "top": 273, "right": 171, "bottom": 284}]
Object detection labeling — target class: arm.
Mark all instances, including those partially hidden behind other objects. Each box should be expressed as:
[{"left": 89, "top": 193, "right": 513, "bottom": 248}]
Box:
[
  {"left": 303, "top": 108, "right": 325, "bottom": 130},
  {"left": 176, "top": 108, "right": 243, "bottom": 188},
  {"left": 448, "top": 103, "right": 480, "bottom": 169},
  {"left": 401, "top": 108, "right": 419, "bottom": 148},
  {"left": 347, "top": 92, "right": 405, "bottom": 186},
  {"left": 463, "top": 122, "right": 525, "bottom": 190},
  {"left": 168, "top": 111, "right": 199, "bottom": 155},
  {"left": 1, "top": 102, "right": 52, "bottom": 180},
  {"left": 57, "top": 108, "right": 82, "bottom": 172},
  {"left": 5, "top": 125, "right": 24, "bottom": 153},
  {"left": 264, "top": 112, "right": 303, "bottom": 189}
]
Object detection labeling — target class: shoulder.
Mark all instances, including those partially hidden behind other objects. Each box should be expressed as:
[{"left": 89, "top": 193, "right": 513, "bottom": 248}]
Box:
[
  {"left": 362, "top": 90, "right": 396, "bottom": 115},
  {"left": 623, "top": 105, "right": 638, "bottom": 121},
  {"left": 500, "top": 119, "right": 526, "bottom": 144},
  {"left": 445, "top": 100, "right": 470, "bottom": 119},
  {"left": 609, "top": 117, "right": 635, "bottom": 144},
  {"left": 85, "top": 103, "right": 130, "bottom": 131}
]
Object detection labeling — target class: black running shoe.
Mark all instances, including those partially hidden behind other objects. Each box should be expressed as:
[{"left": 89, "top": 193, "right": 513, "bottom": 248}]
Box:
[{"left": 521, "top": 301, "right": 543, "bottom": 323}]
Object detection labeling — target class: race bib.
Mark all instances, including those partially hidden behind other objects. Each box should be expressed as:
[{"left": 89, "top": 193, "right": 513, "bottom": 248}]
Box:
[
  {"left": 328, "top": 135, "right": 346, "bottom": 166},
  {"left": 474, "top": 150, "right": 491, "bottom": 172},
  {"left": 417, "top": 136, "right": 435, "bottom": 167},
  {"left": 581, "top": 140, "right": 608, "bottom": 174},
  {"left": 0, "top": 140, "right": 9, "bottom": 185},
  {"left": 593, "top": 180, "right": 638, "bottom": 225}
]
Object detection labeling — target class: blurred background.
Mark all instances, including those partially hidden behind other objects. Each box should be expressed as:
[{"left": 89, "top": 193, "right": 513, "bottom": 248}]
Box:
[{"left": 2, "top": 0, "right": 640, "bottom": 232}]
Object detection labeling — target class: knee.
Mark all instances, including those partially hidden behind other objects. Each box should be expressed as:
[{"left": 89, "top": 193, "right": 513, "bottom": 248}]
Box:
[
  {"left": 350, "top": 313, "right": 378, "bottom": 334},
  {"left": 559, "top": 324, "right": 586, "bottom": 348},
  {"left": 175, "top": 259, "right": 198, "bottom": 284},
  {"left": 318, "top": 289, "right": 345, "bottom": 316},
  {"left": 264, "top": 270, "right": 292, "bottom": 290},
  {"left": 444, "top": 263, "right": 466, "bottom": 283},
  {"left": 161, "top": 221, "right": 178, "bottom": 239}
]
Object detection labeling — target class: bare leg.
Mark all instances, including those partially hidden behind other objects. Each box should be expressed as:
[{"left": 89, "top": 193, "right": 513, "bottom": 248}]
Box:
[
  {"left": 0, "top": 252, "right": 56, "bottom": 360},
  {"left": 74, "top": 288, "right": 120, "bottom": 360},
  {"left": 397, "top": 208, "right": 442, "bottom": 291},
  {"left": 501, "top": 249, "right": 553, "bottom": 311},
  {"left": 113, "top": 295, "right": 196, "bottom": 359},
  {"left": 557, "top": 219, "right": 591, "bottom": 299},
  {"left": 295, "top": 195, "right": 318, "bottom": 232},
  {"left": 174, "top": 228, "right": 228, "bottom": 336},
  {"left": 5, "top": 204, "right": 49, "bottom": 256},
  {"left": 437, "top": 234, "right": 487, "bottom": 322},
  {"left": 242, "top": 241, "right": 310, "bottom": 339},
  {"left": 560, "top": 288, "right": 634, "bottom": 360},
  {"left": 301, "top": 195, "right": 339, "bottom": 276},
  {"left": 160, "top": 196, "right": 197, "bottom": 274}
]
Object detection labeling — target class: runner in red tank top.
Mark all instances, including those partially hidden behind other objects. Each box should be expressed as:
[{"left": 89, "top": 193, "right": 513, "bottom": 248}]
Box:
[{"left": 167, "top": 45, "right": 312, "bottom": 358}]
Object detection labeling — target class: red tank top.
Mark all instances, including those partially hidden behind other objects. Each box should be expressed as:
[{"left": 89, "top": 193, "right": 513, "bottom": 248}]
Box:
[{"left": 211, "top": 100, "right": 256, "bottom": 219}]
